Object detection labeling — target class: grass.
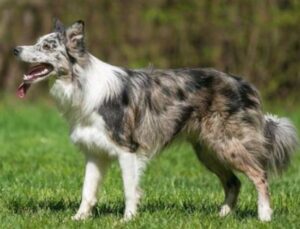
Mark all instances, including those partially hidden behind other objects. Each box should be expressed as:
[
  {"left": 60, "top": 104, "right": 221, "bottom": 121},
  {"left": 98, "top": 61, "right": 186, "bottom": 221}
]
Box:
[{"left": 0, "top": 99, "right": 300, "bottom": 229}]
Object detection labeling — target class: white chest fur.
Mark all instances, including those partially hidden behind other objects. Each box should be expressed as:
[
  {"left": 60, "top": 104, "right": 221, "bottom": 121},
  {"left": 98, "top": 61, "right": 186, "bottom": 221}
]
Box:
[
  {"left": 70, "top": 113, "right": 121, "bottom": 157},
  {"left": 50, "top": 54, "right": 127, "bottom": 157}
]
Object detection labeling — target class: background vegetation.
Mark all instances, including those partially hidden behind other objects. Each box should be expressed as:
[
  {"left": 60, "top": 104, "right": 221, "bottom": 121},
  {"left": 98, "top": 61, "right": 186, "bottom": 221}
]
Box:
[{"left": 0, "top": 0, "right": 300, "bottom": 102}]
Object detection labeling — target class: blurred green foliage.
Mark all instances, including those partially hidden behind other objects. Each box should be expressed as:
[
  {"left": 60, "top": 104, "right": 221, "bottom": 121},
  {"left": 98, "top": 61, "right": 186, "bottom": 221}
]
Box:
[{"left": 0, "top": 0, "right": 299, "bottom": 101}]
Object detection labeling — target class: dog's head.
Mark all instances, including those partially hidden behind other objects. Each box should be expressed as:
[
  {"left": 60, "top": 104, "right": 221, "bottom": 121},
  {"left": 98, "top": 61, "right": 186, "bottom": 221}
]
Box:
[{"left": 14, "top": 19, "right": 86, "bottom": 98}]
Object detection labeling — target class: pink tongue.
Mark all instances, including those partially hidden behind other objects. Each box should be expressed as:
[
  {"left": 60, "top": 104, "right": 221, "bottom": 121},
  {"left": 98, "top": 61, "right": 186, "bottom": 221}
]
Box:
[{"left": 17, "top": 83, "right": 31, "bottom": 99}]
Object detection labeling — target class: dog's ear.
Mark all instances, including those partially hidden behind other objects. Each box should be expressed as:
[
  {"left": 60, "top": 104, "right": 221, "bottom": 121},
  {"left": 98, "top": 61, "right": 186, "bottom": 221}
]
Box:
[
  {"left": 53, "top": 18, "right": 66, "bottom": 41},
  {"left": 66, "top": 20, "right": 86, "bottom": 59}
]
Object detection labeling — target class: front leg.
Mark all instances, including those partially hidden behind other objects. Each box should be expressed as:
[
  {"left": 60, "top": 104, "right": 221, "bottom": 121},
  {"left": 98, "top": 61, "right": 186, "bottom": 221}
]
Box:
[
  {"left": 118, "top": 152, "right": 147, "bottom": 221},
  {"left": 72, "top": 155, "right": 111, "bottom": 220}
]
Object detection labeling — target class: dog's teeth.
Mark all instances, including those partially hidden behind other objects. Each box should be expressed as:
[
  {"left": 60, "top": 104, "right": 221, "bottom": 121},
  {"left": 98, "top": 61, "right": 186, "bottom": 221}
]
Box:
[{"left": 38, "top": 69, "right": 48, "bottom": 75}]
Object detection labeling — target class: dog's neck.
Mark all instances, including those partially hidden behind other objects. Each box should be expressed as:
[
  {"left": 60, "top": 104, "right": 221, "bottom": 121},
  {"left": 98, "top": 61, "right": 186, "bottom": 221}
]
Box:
[{"left": 50, "top": 53, "right": 126, "bottom": 123}]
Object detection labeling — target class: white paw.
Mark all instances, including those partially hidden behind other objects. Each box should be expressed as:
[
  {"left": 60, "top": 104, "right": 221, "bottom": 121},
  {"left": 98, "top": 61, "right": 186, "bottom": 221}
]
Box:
[
  {"left": 71, "top": 211, "right": 91, "bottom": 221},
  {"left": 258, "top": 207, "right": 272, "bottom": 222},
  {"left": 122, "top": 210, "right": 136, "bottom": 222},
  {"left": 219, "top": 204, "right": 232, "bottom": 217}
]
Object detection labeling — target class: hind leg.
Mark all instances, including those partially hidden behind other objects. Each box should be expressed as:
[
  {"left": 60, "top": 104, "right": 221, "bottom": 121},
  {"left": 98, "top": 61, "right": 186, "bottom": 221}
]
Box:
[
  {"left": 244, "top": 167, "right": 272, "bottom": 221},
  {"left": 193, "top": 143, "right": 241, "bottom": 217},
  {"left": 216, "top": 139, "right": 272, "bottom": 221},
  {"left": 219, "top": 174, "right": 241, "bottom": 217},
  {"left": 207, "top": 138, "right": 272, "bottom": 221}
]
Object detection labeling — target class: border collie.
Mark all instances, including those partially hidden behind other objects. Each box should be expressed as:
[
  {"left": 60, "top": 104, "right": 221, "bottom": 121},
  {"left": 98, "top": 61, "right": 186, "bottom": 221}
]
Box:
[{"left": 14, "top": 19, "right": 298, "bottom": 222}]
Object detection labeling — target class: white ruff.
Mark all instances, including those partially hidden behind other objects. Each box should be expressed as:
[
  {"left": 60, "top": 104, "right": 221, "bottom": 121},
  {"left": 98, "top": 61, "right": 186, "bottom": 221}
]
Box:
[
  {"left": 81, "top": 55, "right": 125, "bottom": 114},
  {"left": 50, "top": 54, "right": 126, "bottom": 157}
]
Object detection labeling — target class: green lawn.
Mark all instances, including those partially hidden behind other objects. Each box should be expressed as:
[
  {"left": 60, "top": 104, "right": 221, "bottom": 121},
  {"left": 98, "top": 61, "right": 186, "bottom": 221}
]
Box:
[{"left": 0, "top": 99, "right": 299, "bottom": 228}]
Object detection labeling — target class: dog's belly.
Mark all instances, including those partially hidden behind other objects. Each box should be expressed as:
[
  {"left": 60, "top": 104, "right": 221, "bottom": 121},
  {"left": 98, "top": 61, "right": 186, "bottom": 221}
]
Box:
[{"left": 70, "top": 114, "right": 121, "bottom": 157}]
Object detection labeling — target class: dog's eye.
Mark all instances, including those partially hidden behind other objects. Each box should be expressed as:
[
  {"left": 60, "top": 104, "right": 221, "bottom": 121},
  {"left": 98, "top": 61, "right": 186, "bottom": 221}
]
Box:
[{"left": 43, "top": 44, "right": 51, "bottom": 50}]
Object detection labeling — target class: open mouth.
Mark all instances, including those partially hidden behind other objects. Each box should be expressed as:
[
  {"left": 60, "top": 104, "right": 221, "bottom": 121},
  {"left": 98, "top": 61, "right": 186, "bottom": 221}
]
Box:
[{"left": 17, "top": 63, "right": 54, "bottom": 98}]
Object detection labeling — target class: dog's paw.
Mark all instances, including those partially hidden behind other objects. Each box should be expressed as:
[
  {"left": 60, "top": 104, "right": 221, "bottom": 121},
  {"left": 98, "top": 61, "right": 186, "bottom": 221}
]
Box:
[
  {"left": 122, "top": 211, "right": 136, "bottom": 222},
  {"left": 219, "top": 204, "right": 232, "bottom": 217},
  {"left": 258, "top": 212, "right": 272, "bottom": 222},
  {"left": 71, "top": 211, "right": 91, "bottom": 221},
  {"left": 258, "top": 207, "right": 272, "bottom": 222}
]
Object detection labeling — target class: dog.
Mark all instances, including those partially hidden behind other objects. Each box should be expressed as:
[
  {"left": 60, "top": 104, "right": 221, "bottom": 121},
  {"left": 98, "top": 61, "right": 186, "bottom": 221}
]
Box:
[{"left": 14, "top": 19, "right": 298, "bottom": 222}]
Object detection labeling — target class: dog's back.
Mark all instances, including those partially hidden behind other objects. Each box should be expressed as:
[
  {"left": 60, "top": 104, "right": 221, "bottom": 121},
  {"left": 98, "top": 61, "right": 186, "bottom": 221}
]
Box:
[{"left": 100, "top": 68, "right": 262, "bottom": 153}]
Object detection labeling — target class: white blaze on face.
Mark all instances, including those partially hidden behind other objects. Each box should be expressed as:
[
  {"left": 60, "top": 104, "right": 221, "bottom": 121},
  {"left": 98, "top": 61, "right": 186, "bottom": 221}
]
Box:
[{"left": 15, "top": 33, "right": 70, "bottom": 98}]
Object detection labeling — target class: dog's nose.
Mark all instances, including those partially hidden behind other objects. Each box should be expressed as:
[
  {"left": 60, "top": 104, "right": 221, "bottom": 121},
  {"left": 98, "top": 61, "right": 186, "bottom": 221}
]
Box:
[{"left": 13, "top": 47, "right": 22, "bottom": 56}]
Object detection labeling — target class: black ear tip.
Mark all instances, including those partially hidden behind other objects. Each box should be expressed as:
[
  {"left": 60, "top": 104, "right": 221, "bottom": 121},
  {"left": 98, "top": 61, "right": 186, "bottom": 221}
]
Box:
[
  {"left": 76, "top": 20, "right": 85, "bottom": 26},
  {"left": 53, "top": 18, "right": 64, "bottom": 28},
  {"left": 53, "top": 18, "right": 65, "bottom": 34}
]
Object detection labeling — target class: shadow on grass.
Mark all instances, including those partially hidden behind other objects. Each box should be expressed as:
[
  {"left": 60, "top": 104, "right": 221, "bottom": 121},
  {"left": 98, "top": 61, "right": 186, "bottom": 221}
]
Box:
[
  {"left": 7, "top": 198, "right": 125, "bottom": 218},
  {"left": 139, "top": 200, "right": 218, "bottom": 216},
  {"left": 7, "top": 198, "right": 287, "bottom": 221},
  {"left": 234, "top": 208, "right": 257, "bottom": 220},
  {"left": 8, "top": 199, "right": 79, "bottom": 214},
  {"left": 6, "top": 198, "right": 218, "bottom": 217}
]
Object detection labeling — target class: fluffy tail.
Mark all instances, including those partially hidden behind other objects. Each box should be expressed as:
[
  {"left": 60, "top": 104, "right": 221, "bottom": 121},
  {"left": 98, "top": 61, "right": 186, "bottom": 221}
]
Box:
[{"left": 264, "top": 114, "right": 299, "bottom": 175}]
